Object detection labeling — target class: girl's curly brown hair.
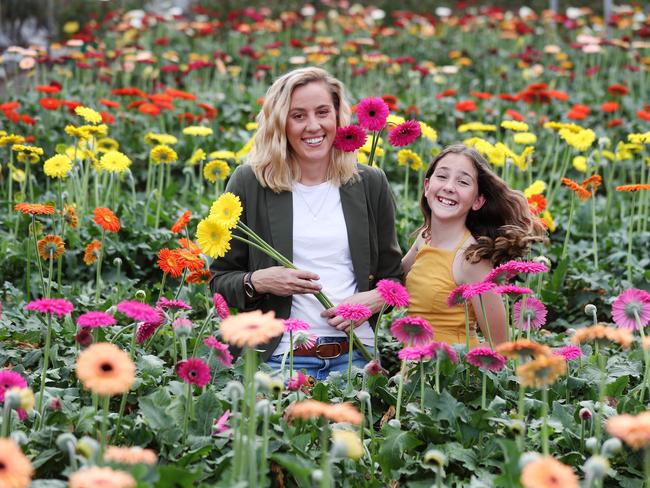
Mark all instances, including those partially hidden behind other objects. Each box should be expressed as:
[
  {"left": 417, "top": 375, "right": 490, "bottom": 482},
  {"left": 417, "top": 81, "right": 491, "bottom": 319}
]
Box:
[{"left": 417, "top": 143, "right": 547, "bottom": 266}]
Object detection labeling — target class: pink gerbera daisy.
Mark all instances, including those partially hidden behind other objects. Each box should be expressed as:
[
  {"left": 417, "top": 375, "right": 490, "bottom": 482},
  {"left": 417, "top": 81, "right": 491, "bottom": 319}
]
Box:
[
  {"left": 390, "top": 316, "right": 434, "bottom": 345},
  {"left": 428, "top": 341, "right": 459, "bottom": 363},
  {"left": 25, "top": 298, "right": 74, "bottom": 317},
  {"left": 514, "top": 297, "right": 548, "bottom": 330},
  {"left": 387, "top": 119, "right": 421, "bottom": 147},
  {"left": 553, "top": 345, "right": 583, "bottom": 361},
  {"left": 76, "top": 311, "right": 116, "bottom": 328},
  {"left": 213, "top": 410, "right": 231, "bottom": 434},
  {"left": 288, "top": 371, "right": 308, "bottom": 391},
  {"left": 136, "top": 320, "right": 162, "bottom": 344},
  {"left": 212, "top": 293, "right": 230, "bottom": 320},
  {"left": 376, "top": 279, "right": 410, "bottom": 308},
  {"left": 462, "top": 281, "right": 497, "bottom": 300},
  {"left": 466, "top": 347, "right": 506, "bottom": 372},
  {"left": 398, "top": 345, "right": 433, "bottom": 361},
  {"left": 356, "top": 97, "right": 389, "bottom": 131},
  {"left": 293, "top": 332, "right": 317, "bottom": 351},
  {"left": 177, "top": 358, "right": 211, "bottom": 387},
  {"left": 493, "top": 285, "right": 533, "bottom": 297},
  {"left": 485, "top": 260, "right": 549, "bottom": 283},
  {"left": 333, "top": 125, "right": 367, "bottom": 152},
  {"left": 204, "top": 336, "right": 234, "bottom": 367},
  {"left": 117, "top": 300, "right": 161, "bottom": 324},
  {"left": 157, "top": 297, "right": 192, "bottom": 311},
  {"left": 283, "top": 318, "right": 310, "bottom": 332},
  {"left": 336, "top": 303, "right": 373, "bottom": 322},
  {"left": 447, "top": 284, "right": 469, "bottom": 307},
  {"left": 611, "top": 288, "right": 650, "bottom": 330},
  {"left": 0, "top": 370, "right": 27, "bottom": 402}
]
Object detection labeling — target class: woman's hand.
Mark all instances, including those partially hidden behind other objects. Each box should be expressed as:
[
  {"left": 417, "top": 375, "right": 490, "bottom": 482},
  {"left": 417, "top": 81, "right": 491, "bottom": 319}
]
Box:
[
  {"left": 251, "top": 266, "right": 321, "bottom": 297},
  {"left": 321, "top": 289, "right": 384, "bottom": 332}
]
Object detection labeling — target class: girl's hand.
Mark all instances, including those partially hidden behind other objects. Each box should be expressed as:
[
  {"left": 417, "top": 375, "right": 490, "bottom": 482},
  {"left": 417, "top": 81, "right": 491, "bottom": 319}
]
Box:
[
  {"left": 251, "top": 266, "right": 321, "bottom": 296},
  {"left": 321, "top": 290, "right": 383, "bottom": 332}
]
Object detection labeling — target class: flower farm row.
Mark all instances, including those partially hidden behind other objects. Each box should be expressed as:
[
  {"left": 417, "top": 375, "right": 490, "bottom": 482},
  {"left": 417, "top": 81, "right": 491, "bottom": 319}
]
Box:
[{"left": 0, "top": 3, "right": 650, "bottom": 488}]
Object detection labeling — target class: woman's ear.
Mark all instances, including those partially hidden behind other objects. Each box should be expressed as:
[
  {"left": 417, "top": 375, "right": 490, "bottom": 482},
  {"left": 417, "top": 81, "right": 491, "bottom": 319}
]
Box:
[{"left": 472, "top": 194, "right": 486, "bottom": 211}]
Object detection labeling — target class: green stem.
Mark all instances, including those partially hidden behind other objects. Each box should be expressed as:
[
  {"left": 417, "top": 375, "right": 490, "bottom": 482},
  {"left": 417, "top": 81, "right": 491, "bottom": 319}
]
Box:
[
  {"left": 434, "top": 356, "right": 440, "bottom": 395},
  {"left": 541, "top": 386, "right": 549, "bottom": 455},
  {"left": 182, "top": 383, "right": 192, "bottom": 442},
  {"left": 36, "top": 312, "right": 53, "bottom": 430},
  {"left": 259, "top": 405, "right": 270, "bottom": 486},
  {"left": 395, "top": 359, "right": 407, "bottom": 421},
  {"left": 478, "top": 295, "right": 493, "bottom": 349},
  {"left": 561, "top": 193, "right": 576, "bottom": 260},
  {"left": 100, "top": 395, "right": 110, "bottom": 457},
  {"left": 346, "top": 328, "right": 354, "bottom": 392},
  {"left": 590, "top": 188, "right": 598, "bottom": 268},
  {"left": 464, "top": 302, "right": 471, "bottom": 384},
  {"left": 191, "top": 309, "right": 214, "bottom": 357},
  {"left": 373, "top": 303, "right": 387, "bottom": 363},
  {"left": 644, "top": 447, "right": 650, "bottom": 488},
  {"left": 115, "top": 324, "right": 137, "bottom": 438},
  {"left": 481, "top": 372, "right": 487, "bottom": 410},
  {"left": 154, "top": 162, "right": 165, "bottom": 229},
  {"left": 594, "top": 353, "right": 607, "bottom": 446},
  {"left": 244, "top": 347, "right": 258, "bottom": 484},
  {"left": 289, "top": 331, "right": 294, "bottom": 380},
  {"left": 626, "top": 192, "right": 638, "bottom": 282},
  {"left": 95, "top": 229, "right": 106, "bottom": 303},
  {"left": 320, "top": 419, "right": 331, "bottom": 488},
  {"left": 1, "top": 401, "right": 11, "bottom": 437}
]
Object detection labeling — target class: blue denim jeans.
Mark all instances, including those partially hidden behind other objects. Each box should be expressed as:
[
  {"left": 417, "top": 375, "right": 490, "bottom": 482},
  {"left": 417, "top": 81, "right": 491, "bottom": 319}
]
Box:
[{"left": 266, "top": 336, "right": 373, "bottom": 381}]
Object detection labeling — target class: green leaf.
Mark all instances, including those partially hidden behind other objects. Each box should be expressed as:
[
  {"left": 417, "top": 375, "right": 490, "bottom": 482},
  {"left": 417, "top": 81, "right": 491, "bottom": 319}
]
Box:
[
  {"left": 270, "top": 453, "right": 316, "bottom": 486},
  {"left": 606, "top": 375, "right": 629, "bottom": 398},
  {"left": 377, "top": 425, "right": 423, "bottom": 471},
  {"left": 155, "top": 466, "right": 201, "bottom": 488},
  {"left": 139, "top": 389, "right": 173, "bottom": 430}
]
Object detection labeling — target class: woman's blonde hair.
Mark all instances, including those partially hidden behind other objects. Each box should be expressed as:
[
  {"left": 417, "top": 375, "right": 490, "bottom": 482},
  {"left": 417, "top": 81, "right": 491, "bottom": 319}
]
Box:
[
  {"left": 417, "top": 143, "right": 547, "bottom": 266},
  {"left": 247, "top": 67, "right": 358, "bottom": 192}
]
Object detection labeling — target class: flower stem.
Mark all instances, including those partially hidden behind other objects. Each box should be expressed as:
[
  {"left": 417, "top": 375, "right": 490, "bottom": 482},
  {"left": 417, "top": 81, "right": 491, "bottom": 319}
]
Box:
[
  {"left": 346, "top": 328, "right": 354, "bottom": 392},
  {"left": 95, "top": 229, "right": 106, "bottom": 303},
  {"left": 154, "top": 162, "right": 165, "bottom": 229},
  {"left": 1, "top": 401, "right": 12, "bottom": 437},
  {"left": 100, "top": 395, "right": 110, "bottom": 457},
  {"left": 590, "top": 187, "right": 598, "bottom": 268},
  {"left": 320, "top": 418, "right": 331, "bottom": 488},
  {"left": 541, "top": 386, "right": 549, "bottom": 455},
  {"left": 626, "top": 192, "right": 637, "bottom": 282},
  {"left": 481, "top": 372, "right": 487, "bottom": 410},
  {"left": 478, "top": 295, "right": 493, "bottom": 349},
  {"left": 561, "top": 193, "right": 576, "bottom": 260},
  {"left": 36, "top": 312, "right": 53, "bottom": 430},
  {"left": 420, "top": 360, "right": 426, "bottom": 412},
  {"left": 373, "top": 303, "right": 387, "bottom": 363},
  {"left": 182, "top": 383, "right": 192, "bottom": 442},
  {"left": 395, "top": 359, "right": 407, "bottom": 421}
]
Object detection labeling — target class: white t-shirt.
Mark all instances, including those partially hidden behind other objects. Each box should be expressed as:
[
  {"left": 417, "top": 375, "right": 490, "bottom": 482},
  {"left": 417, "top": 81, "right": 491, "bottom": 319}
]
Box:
[{"left": 272, "top": 181, "right": 374, "bottom": 356}]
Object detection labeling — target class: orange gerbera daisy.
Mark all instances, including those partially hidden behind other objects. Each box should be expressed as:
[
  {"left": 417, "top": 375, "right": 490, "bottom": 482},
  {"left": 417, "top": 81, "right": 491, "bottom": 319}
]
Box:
[
  {"left": 62, "top": 204, "right": 78, "bottom": 229},
  {"left": 286, "top": 400, "right": 363, "bottom": 425},
  {"left": 561, "top": 178, "right": 591, "bottom": 200},
  {"left": 516, "top": 354, "right": 566, "bottom": 388},
  {"left": 178, "top": 238, "right": 202, "bottom": 255},
  {"left": 171, "top": 210, "right": 191, "bottom": 234},
  {"left": 520, "top": 456, "right": 578, "bottom": 488},
  {"left": 83, "top": 240, "right": 102, "bottom": 265},
  {"left": 157, "top": 249, "right": 184, "bottom": 278},
  {"left": 76, "top": 342, "right": 135, "bottom": 396},
  {"left": 607, "top": 411, "right": 650, "bottom": 450},
  {"left": 496, "top": 339, "right": 552, "bottom": 361},
  {"left": 616, "top": 184, "right": 650, "bottom": 192},
  {"left": 581, "top": 174, "right": 602, "bottom": 192},
  {"left": 571, "top": 324, "right": 633, "bottom": 349},
  {"left": 93, "top": 207, "right": 121, "bottom": 233},
  {"left": 37, "top": 235, "right": 65, "bottom": 260},
  {"left": 186, "top": 269, "right": 211, "bottom": 284},
  {"left": 0, "top": 438, "right": 34, "bottom": 488},
  {"left": 177, "top": 249, "right": 205, "bottom": 272},
  {"left": 527, "top": 194, "right": 547, "bottom": 215},
  {"left": 219, "top": 310, "right": 284, "bottom": 348},
  {"left": 15, "top": 202, "right": 55, "bottom": 215}
]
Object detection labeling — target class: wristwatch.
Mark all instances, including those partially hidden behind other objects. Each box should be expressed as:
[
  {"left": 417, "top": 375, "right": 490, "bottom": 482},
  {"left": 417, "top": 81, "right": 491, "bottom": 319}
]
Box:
[{"left": 243, "top": 272, "right": 257, "bottom": 298}]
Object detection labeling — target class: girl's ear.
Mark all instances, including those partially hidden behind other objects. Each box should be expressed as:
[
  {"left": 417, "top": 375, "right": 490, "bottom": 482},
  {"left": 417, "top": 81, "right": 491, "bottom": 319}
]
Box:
[
  {"left": 472, "top": 194, "right": 486, "bottom": 211},
  {"left": 424, "top": 178, "right": 430, "bottom": 191}
]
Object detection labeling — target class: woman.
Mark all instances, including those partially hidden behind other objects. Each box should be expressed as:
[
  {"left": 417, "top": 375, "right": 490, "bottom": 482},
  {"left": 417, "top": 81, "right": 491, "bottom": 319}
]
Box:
[{"left": 210, "top": 67, "right": 402, "bottom": 379}]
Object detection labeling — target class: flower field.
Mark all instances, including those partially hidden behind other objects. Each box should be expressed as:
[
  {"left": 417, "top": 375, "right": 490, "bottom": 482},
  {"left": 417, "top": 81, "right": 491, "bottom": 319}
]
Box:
[{"left": 2, "top": 3, "right": 650, "bottom": 487}]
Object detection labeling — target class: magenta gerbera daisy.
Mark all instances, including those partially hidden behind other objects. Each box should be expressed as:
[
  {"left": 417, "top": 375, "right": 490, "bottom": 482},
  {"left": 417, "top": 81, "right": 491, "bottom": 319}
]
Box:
[
  {"left": 76, "top": 311, "right": 116, "bottom": 328},
  {"left": 0, "top": 370, "right": 27, "bottom": 402},
  {"left": 336, "top": 303, "right": 373, "bottom": 322},
  {"left": 387, "top": 119, "right": 421, "bottom": 147},
  {"left": 333, "top": 125, "right": 367, "bottom": 152},
  {"left": 466, "top": 347, "right": 506, "bottom": 372},
  {"left": 376, "top": 279, "right": 410, "bottom": 308},
  {"left": 611, "top": 288, "right": 650, "bottom": 330},
  {"left": 493, "top": 285, "right": 533, "bottom": 297},
  {"left": 213, "top": 409, "right": 230, "bottom": 434},
  {"left": 462, "top": 281, "right": 497, "bottom": 300},
  {"left": 553, "top": 345, "right": 582, "bottom": 361},
  {"left": 485, "top": 260, "right": 549, "bottom": 283},
  {"left": 25, "top": 298, "right": 74, "bottom": 317},
  {"left": 283, "top": 318, "right": 310, "bottom": 332},
  {"left": 356, "top": 97, "right": 389, "bottom": 131},
  {"left": 390, "top": 316, "right": 434, "bottom": 345},
  {"left": 117, "top": 300, "right": 161, "bottom": 324},
  {"left": 177, "top": 358, "right": 211, "bottom": 387},
  {"left": 212, "top": 293, "right": 230, "bottom": 320},
  {"left": 398, "top": 345, "right": 433, "bottom": 361},
  {"left": 513, "top": 297, "right": 548, "bottom": 330},
  {"left": 136, "top": 320, "right": 162, "bottom": 344},
  {"left": 428, "top": 341, "right": 459, "bottom": 363},
  {"left": 447, "top": 284, "right": 469, "bottom": 307},
  {"left": 157, "top": 297, "right": 192, "bottom": 311},
  {"left": 287, "top": 371, "right": 308, "bottom": 391},
  {"left": 204, "top": 336, "right": 234, "bottom": 367}
]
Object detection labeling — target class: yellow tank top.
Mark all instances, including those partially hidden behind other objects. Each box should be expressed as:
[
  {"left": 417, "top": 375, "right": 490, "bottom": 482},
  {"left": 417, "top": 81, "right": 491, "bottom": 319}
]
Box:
[{"left": 405, "top": 231, "right": 479, "bottom": 347}]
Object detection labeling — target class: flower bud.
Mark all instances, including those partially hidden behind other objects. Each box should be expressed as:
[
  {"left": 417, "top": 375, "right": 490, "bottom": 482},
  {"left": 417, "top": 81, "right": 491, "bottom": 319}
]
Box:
[
  {"left": 533, "top": 255, "right": 551, "bottom": 267},
  {"left": 312, "top": 470, "right": 323, "bottom": 482},
  {"left": 56, "top": 433, "right": 77, "bottom": 452},
  {"left": 49, "top": 397, "right": 62, "bottom": 411},
  {"left": 76, "top": 436, "right": 100, "bottom": 459},
  {"left": 584, "top": 304, "right": 597, "bottom": 317},
  {"left": 387, "top": 419, "right": 401, "bottom": 429},
  {"left": 135, "top": 290, "right": 147, "bottom": 301},
  {"left": 423, "top": 449, "right": 446, "bottom": 468},
  {"left": 518, "top": 452, "right": 541, "bottom": 470},
  {"left": 270, "top": 379, "right": 284, "bottom": 396},
  {"left": 253, "top": 372, "right": 272, "bottom": 392},
  {"left": 509, "top": 420, "right": 526, "bottom": 436},
  {"left": 224, "top": 381, "right": 245, "bottom": 401},
  {"left": 113, "top": 257, "right": 122, "bottom": 267},
  {"left": 172, "top": 317, "right": 192, "bottom": 338},
  {"left": 584, "top": 455, "right": 609, "bottom": 480},
  {"left": 601, "top": 437, "right": 622, "bottom": 457},
  {"left": 364, "top": 360, "right": 384, "bottom": 376},
  {"left": 255, "top": 399, "right": 271, "bottom": 416},
  {"left": 328, "top": 371, "right": 343, "bottom": 386},
  {"left": 585, "top": 437, "right": 598, "bottom": 453},
  {"left": 10, "top": 430, "right": 28, "bottom": 446},
  {"left": 4, "top": 388, "right": 22, "bottom": 410},
  {"left": 75, "top": 327, "right": 93, "bottom": 347},
  {"left": 357, "top": 391, "right": 370, "bottom": 403},
  {"left": 331, "top": 429, "right": 364, "bottom": 460},
  {"left": 580, "top": 407, "right": 593, "bottom": 421}
]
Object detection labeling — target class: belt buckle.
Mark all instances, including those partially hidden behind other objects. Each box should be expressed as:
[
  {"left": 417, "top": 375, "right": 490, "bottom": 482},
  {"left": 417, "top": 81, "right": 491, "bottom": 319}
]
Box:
[{"left": 316, "top": 342, "right": 342, "bottom": 359}]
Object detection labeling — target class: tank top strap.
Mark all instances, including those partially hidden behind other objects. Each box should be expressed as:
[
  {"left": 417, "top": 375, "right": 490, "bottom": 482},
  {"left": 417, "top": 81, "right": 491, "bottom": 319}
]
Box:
[{"left": 451, "top": 230, "right": 472, "bottom": 255}]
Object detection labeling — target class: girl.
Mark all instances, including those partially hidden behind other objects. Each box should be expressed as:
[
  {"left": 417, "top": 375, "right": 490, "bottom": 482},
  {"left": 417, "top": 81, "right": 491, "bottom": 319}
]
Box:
[{"left": 402, "top": 143, "right": 546, "bottom": 347}]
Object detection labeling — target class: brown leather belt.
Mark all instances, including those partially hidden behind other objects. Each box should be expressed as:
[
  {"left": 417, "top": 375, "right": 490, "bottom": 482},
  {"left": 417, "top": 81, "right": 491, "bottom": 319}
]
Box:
[{"left": 293, "top": 341, "right": 350, "bottom": 359}]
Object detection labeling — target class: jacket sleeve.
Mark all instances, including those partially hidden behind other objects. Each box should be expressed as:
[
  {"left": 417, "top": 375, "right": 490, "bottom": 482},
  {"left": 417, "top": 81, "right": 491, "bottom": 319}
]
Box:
[
  {"left": 372, "top": 168, "right": 404, "bottom": 285},
  {"left": 209, "top": 166, "right": 251, "bottom": 311}
]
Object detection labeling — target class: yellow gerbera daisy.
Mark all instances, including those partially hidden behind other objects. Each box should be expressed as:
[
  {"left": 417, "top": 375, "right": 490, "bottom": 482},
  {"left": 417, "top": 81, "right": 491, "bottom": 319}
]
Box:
[
  {"left": 182, "top": 126, "right": 213, "bottom": 137},
  {"left": 236, "top": 135, "right": 256, "bottom": 161},
  {"left": 524, "top": 180, "right": 546, "bottom": 198},
  {"left": 189, "top": 148, "right": 206, "bottom": 165},
  {"left": 541, "top": 209, "right": 556, "bottom": 232},
  {"left": 245, "top": 122, "right": 259, "bottom": 131},
  {"left": 209, "top": 150, "right": 236, "bottom": 160},
  {"left": 204, "top": 159, "right": 230, "bottom": 183},
  {"left": 75, "top": 106, "right": 102, "bottom": 124},
  {"left": 79, "top": 124, "right": 108, "bottom": 138},
  {"left": 196, "top": 217, "right": 232, "bottom": 258},
  {"left": 386, "top": 114, "right": 405, "bottom": 128},
  {"left": 150, "top": 145, "right": 178, "bottom": 164},
  {"left": 97, "top": 138, "right": 119, "bottom": 153},
  {"left": 572, "top": 156, "right": 587, "bottom": 172},
  {"left": 560, "top": 128, "right": 596, "bottom": 152},
  {"left": 209, "top": 192, "right": 242, "bottom": 228},
  {"left": 501, "top": 120, "right": 529, "bottom": 132},
  {"left": 0, "top": 134, "right": 25, "bottom": 146},
  {"left": 43, "top": 154, "right": 73, "bottom": 179},
  {"left": 64, "top": 124, "right": 91, "bottom": 140},
  {"left": 396, "top": 149, "right": 423, "bottom": 170},
  {"left": 419, "top": 122, "right": 438, "bottom": 142},
  {"left": 100, "top": 151, "right": 131, "bottom": 173},
  {"left": 513, "top": 132, "right": 537, "bottom": 145},
  {"left": 457, "top": 122, "right": 496, "bottom": 133},
  {"left": 144, "top": 132, "right": 178, "bottom": 146}
]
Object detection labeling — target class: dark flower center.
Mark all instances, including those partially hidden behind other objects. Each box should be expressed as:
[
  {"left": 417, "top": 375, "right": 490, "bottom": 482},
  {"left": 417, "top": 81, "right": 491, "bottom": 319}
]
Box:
[
  {"left": 189, "top": 370, "right": 197, "bottom": 377},
  {"left": 100, "top": 362, "right": 113, "bottom": 372},
  {"left": 0, "top": 461, "right": 5, "bottom": 470},
  {"left": 369, "top": 110, "right": 376, "bottom": 116}
]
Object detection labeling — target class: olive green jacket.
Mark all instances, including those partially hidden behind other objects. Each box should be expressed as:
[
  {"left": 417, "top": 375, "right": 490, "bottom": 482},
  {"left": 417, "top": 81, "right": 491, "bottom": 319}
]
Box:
[{"left": 209, "top": 163, "right": 403, "bottom": 360}]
